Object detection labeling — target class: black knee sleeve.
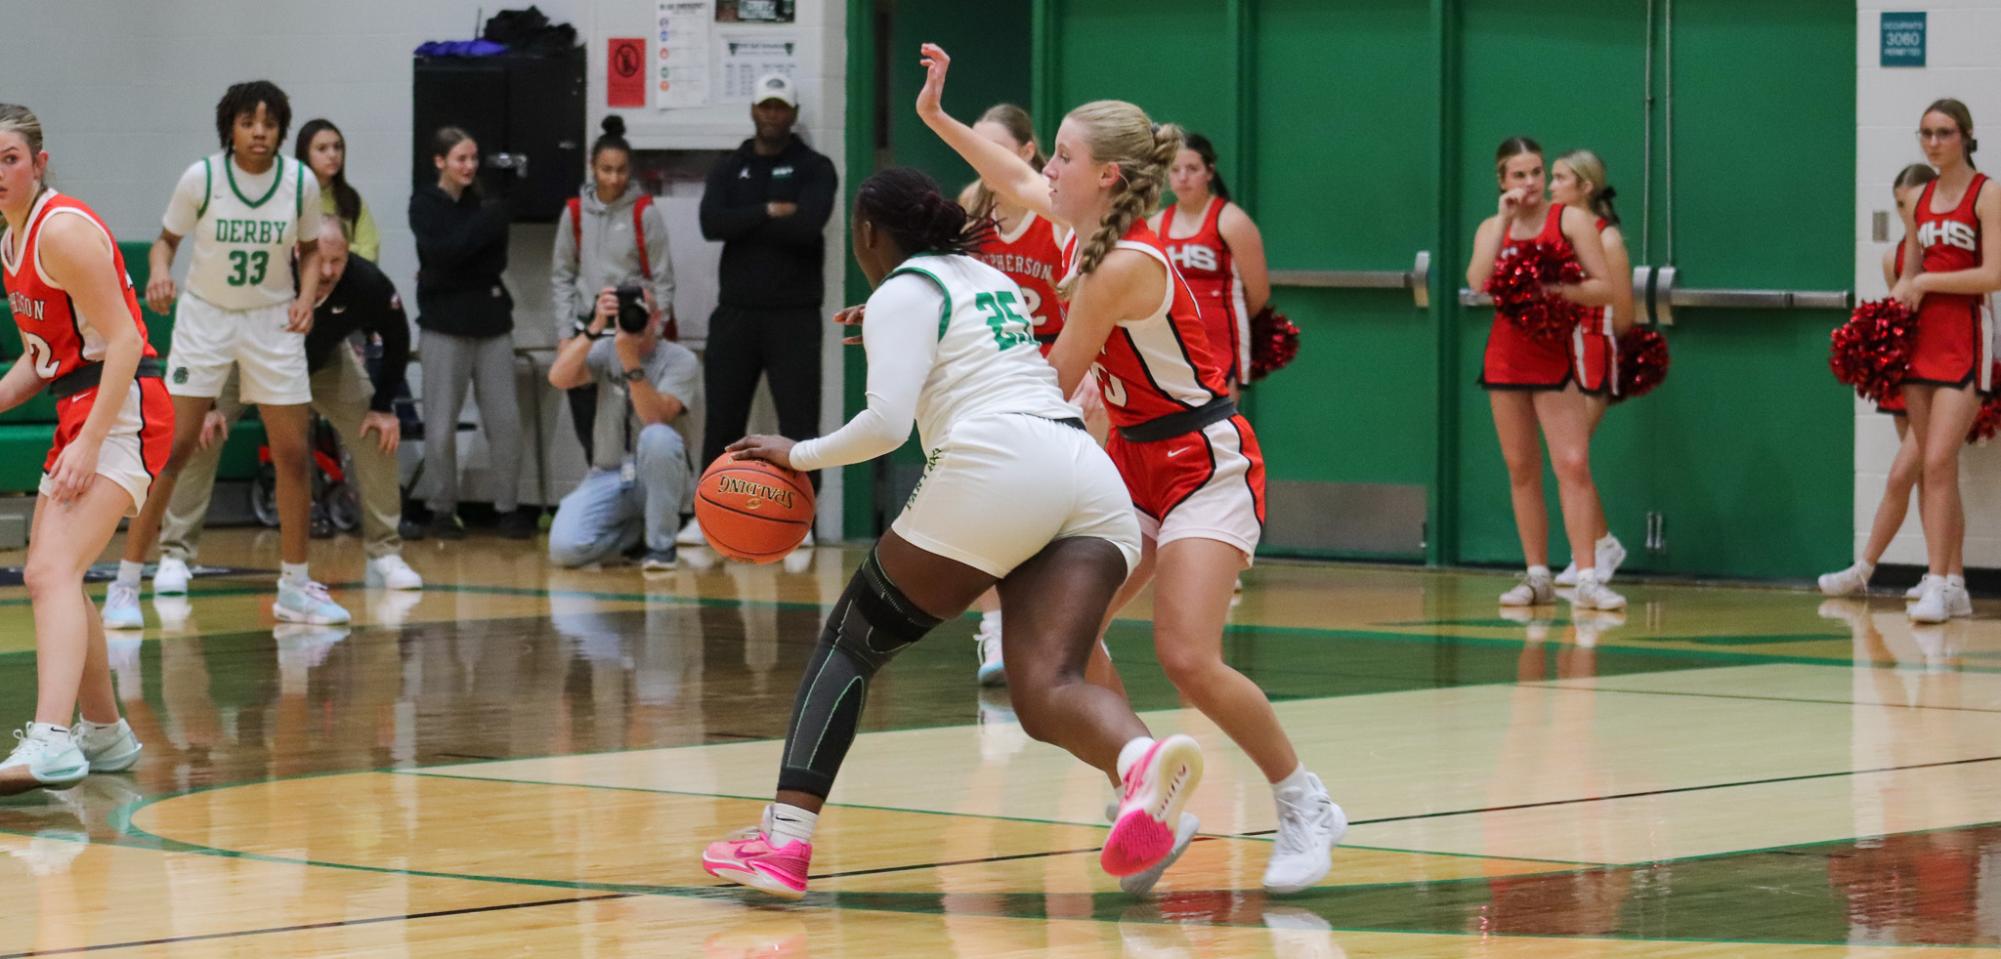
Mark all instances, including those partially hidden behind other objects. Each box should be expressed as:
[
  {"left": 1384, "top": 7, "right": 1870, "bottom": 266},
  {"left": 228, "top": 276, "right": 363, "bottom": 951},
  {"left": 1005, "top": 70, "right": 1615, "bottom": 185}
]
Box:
[{"left": 776, "top": 550, "right": 943, "bottom": 798}]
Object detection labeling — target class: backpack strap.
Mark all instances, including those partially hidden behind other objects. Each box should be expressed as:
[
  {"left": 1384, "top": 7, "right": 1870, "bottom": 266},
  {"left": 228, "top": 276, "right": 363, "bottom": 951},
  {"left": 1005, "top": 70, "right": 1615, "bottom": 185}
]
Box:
[
  {"left": 567, "top": 197, "right": 582, "bottom": 253},
  {"left": 633, "top": 194, "right": 653, "bottom": 280}
]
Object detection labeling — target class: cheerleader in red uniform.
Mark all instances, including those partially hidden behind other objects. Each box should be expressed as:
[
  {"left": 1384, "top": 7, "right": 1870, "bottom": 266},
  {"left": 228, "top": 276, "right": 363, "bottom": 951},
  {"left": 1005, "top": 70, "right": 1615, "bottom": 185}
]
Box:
[
  {"left": 1893, "top": 99, "right": 2000, "bottom": 623},
  {"left": 1465, "top": 137, "right": 1623, "bottom": 611},
  {"left": 1545, "top": 149, "right": 1633, "bottom": 588},
  {"left": 955, "top": 103, "right": 1076, "bottom": 685},
  {"left": 1822, "top": 164, "right": 1953, "bottom": 598},
  {"left": 1149, "top": 133, "right": 1269, "bottom": 395},
  {"left": 0, "top": 104, "right": 170, "bottom": 794}
]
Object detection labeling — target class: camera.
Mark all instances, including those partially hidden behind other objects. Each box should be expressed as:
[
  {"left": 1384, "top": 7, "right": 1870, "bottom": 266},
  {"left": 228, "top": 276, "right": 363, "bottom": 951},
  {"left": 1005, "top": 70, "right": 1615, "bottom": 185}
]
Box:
[{"left": 615, "top": 283, "right": 649, "bottom": 334}]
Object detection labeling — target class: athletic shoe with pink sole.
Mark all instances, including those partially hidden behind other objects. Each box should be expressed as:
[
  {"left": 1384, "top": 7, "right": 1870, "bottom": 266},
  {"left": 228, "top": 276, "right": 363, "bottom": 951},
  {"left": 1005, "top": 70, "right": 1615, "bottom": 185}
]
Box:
[
  {"left": 702, "top": 826, "right": 812, "bottom": 900},
  {"left": 1101, "top": 734, "right": 1204, "bottom": 877}
]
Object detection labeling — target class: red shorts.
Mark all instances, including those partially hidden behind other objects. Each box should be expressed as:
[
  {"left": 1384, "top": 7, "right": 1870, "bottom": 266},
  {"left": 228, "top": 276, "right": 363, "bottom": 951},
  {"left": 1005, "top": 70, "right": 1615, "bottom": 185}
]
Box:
[
  {"left": 1480, "top": 316, "right": 1572, "bottom": 390},
  {"left": 1105, "top": 413, "right": 1266, "bottom": 561},
  {"left": 1907, "top": 296, "right": 1993, "bottom": 390},
  {"left": 1573, "top": 327, "right": 1617, "bottom": 396},
  {"left": 44, "top": 376, "right": 174, "bottom": 514}
]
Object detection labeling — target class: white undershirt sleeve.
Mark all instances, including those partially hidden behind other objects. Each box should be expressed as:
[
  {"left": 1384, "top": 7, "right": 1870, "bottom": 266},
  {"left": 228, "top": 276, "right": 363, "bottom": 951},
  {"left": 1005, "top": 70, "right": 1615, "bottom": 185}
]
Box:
[{"left": 788, "top": 274, "right": 943, "bottom": 472}]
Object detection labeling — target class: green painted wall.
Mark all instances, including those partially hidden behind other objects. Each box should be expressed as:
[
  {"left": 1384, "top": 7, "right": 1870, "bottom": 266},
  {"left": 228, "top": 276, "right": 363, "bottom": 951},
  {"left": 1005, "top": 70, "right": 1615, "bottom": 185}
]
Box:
[{"left": 847, "top": 0, "right": 1855, "bottom": 580}]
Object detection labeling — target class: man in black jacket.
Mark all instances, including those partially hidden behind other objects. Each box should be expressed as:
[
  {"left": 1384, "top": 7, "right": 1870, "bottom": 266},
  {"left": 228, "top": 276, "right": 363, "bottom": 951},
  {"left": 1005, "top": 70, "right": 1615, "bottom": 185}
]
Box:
[{"left": 687, "top": 73, "right": 836, "bottom": 545}]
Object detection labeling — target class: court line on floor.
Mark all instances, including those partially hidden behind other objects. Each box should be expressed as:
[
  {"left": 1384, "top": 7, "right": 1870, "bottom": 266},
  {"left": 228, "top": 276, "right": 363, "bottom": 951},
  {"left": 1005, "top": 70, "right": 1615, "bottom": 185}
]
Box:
[
  {"left": 1525, "top": 681, "right": 2001, "bottom": 714},
  {"left": 0, "top": 892, "right": 634, "bottom": 958}
]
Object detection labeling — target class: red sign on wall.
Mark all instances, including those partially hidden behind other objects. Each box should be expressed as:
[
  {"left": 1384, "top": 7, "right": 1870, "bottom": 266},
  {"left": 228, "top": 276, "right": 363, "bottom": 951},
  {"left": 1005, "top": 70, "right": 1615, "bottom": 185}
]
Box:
[{"left": 608, "top": 38, "right": 646, "bottom": 108}]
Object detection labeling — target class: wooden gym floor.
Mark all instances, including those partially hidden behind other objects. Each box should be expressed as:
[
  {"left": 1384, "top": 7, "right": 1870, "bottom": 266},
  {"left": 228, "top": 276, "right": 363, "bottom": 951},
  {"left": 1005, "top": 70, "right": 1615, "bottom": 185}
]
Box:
[{"left": 3, "top": 528, "right": 2001, "bottom": 957}]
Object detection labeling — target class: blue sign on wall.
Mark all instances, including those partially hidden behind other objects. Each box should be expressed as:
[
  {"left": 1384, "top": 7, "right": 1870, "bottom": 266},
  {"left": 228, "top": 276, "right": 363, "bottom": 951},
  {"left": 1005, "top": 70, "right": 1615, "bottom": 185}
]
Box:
[{"left": 1882, "top": 12, "right": 1926, "bottom": 67}]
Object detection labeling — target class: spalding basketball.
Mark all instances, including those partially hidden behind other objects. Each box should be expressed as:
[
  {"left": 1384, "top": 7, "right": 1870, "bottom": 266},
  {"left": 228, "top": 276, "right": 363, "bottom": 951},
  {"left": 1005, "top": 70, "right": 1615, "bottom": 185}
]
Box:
[{"left": 694, "top": 455, "right": 815, "bottom": 563}]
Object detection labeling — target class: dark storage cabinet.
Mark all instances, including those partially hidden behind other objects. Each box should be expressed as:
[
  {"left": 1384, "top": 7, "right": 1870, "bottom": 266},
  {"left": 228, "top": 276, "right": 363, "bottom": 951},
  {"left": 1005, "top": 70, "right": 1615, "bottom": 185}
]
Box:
[{"left": 412, "top": 48, "right": 584, "bottom": 221}]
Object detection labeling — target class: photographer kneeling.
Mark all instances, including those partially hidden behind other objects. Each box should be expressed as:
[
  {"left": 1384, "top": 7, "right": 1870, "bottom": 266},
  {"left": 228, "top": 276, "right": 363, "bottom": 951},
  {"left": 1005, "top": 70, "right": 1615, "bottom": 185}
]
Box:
[{"left": 546, "top": 284, "right": 701, "bottom": 571}]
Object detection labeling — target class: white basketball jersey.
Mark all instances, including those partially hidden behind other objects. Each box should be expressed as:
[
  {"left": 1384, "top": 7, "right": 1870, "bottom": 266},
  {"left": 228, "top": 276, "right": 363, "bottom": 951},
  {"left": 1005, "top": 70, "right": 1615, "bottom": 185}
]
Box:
[
  {"left": 873, "top": 254, "right": 1079, "bottom": 450},
  {"left": 172, "top": 153, "right": 316, "bottom": 310}
]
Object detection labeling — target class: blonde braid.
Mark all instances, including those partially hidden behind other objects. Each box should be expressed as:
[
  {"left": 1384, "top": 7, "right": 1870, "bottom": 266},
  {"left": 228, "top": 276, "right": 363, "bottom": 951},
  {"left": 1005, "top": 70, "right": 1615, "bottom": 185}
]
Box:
[{"left": 1057, "top": 104, "right": 1182, "bottom": 297}]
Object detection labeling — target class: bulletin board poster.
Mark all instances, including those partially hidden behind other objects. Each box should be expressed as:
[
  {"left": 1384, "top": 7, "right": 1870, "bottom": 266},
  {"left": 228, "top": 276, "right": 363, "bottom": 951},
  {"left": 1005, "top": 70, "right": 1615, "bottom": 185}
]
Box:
[
  {"left": 656, "top": 0, "right": 713, "bottom": 109},
  {"left": 719, "top": 34, "right": 798, "bottom": 103}
]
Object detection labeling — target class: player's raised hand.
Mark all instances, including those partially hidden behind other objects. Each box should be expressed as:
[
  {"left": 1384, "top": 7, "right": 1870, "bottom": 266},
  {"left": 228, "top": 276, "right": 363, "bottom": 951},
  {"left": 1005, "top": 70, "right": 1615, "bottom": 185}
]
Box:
[{"left": 916, "top": 44, "right": 953, "bottom": 120}]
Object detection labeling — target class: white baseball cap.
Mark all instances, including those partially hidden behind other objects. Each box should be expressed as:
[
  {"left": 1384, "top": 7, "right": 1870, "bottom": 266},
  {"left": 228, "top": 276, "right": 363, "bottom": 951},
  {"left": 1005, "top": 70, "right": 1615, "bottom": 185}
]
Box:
[{"left": 753, "top": 73, "right": 797, "bottom": 108}]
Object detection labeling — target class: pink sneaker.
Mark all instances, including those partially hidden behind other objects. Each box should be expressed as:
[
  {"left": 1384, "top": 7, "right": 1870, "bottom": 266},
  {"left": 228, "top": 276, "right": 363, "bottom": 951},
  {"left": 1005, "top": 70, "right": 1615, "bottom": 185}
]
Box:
[
  {"left": 1102, "top": 734, "right": 1204, "bottom": 876},
  {"left": 703, "top": 827, "right": 812, "bottom": 900}
]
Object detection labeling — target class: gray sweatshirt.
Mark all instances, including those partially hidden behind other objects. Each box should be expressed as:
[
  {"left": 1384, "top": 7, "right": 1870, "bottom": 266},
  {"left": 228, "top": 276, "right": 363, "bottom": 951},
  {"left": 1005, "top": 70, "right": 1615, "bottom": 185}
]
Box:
[{"left": 551, "top": 180, "right": 675, "bottom": 334}]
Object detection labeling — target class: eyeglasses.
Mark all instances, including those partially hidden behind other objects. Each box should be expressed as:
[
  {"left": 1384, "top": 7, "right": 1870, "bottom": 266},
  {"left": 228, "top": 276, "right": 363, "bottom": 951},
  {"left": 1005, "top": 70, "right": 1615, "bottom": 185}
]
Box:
[{"left": 1919, "top": 127, "right": 1961, "bottom": 142}]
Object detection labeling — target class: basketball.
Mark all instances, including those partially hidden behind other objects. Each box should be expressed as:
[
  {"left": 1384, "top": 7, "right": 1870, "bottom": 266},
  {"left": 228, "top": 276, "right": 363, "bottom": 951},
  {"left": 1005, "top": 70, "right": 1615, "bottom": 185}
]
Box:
[{"left": 694, "top": 454, "right": 815, "bottom": 563}]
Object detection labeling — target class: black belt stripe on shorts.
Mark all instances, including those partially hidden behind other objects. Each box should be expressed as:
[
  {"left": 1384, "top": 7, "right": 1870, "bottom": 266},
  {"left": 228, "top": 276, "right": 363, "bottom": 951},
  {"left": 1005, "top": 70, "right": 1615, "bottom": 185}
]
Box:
[
  {"left": 1115, "top": 396, "right": 1238, "bottom": 443},
  {"left": 48, "top": 357, "right": 165, "bottom": 399}
]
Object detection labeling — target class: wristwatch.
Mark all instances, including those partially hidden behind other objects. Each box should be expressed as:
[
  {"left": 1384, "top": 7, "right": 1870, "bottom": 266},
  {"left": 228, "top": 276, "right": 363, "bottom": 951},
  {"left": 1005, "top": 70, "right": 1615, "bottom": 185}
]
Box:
[{"left": 621, "top": 366, "right": 647, "bottom": 384}]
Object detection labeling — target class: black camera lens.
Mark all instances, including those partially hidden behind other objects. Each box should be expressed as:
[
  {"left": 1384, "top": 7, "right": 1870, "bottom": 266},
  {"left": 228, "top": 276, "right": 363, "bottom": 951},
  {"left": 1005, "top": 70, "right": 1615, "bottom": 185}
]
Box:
[{"left": 615, "top": 283, "right": 648, "bottom": 334}]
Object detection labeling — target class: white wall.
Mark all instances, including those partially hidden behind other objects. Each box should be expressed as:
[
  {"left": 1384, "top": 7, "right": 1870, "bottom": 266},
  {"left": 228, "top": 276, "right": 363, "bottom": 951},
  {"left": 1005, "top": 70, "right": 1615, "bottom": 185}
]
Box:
[
  {"left": 0, "top": 0, "right": 850, "bottom": 532},
  {"left": 1854, "top": 0, "right": 2001, "bottom": 567}
]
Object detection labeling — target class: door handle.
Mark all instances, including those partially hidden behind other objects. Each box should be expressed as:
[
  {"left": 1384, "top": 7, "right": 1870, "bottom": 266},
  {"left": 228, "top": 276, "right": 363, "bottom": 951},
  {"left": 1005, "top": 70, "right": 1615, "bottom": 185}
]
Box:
[
  {"left": 1270, "top": 250, "right": 1432, "bottom": 310},
  {"left": 1650, "top": 265, "right": 1850, "bottom": 326}
]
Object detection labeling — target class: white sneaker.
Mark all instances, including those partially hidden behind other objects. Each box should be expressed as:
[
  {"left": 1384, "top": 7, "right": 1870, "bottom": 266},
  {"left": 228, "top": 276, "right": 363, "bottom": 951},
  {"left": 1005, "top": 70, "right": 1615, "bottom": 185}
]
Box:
[
  {"left": 1119, "top": 812, "right": 1199, "bottom": 896},
  {"left": 1947, "top": 580, "right": 1974, "bottom": 619},
  {"left": 675, "top": 517, "right": 708, "bottom": 547},
  {"left": 152, "top": 556, "right": 191, "bottom": 594},
  {"left": 1819, "top": 564, "right": 1872, "bottom": 597},
  {"left": 365, "top": 555, "right": 424, "bottom": 590},
  {"left": 101, "top": 583, "right": 143, "bottom": 631},
  {"left": 1498, "top": 570, "right": 1556, "bottom": 607},
  {"left": 1572, "top": 571, "right": 1627, "bottom": 611},
  {"left": 975, "top": 688, "right": 1028, "bottom": 760},
  {"left": 1596, "top": 535, "right": 1628, "bottom": 583},
  {"left": 0, "top": 725, "right": 88, "bottom": 796},
  {"left": 73, "top": 717, "right": 141, "bottom": 773},
  {"left": 1910, "top": 579, "right": 1950, "bottom": 624},
  {"left": 975, "top": 617, "right": 1006, "bottom": 686},
  {"left": 1553, "top": 562, "right": 1580, "bottom": 587},
  {"left": 1907, "top": 575, "right": 1934, "bottom": 602},
  {"left": 275, "top": 579, "right": 351, "bottom": 626},
  {"left": 782, "top": 531, "right": 815, "bottom": 575},
  {"left": 1263, "top": 772, "right": 1347, "bottom": 894}
]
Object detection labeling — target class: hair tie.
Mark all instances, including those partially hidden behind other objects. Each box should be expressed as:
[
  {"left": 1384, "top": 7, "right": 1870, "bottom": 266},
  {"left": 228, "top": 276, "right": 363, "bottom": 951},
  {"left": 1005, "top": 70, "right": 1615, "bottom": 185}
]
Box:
[{"left": 1599, "top": 186, "right": 1618, "bottom": 201}]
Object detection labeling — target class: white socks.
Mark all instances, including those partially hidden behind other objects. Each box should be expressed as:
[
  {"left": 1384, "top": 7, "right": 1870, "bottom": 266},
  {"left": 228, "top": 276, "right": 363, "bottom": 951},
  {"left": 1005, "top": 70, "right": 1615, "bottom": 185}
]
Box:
[
  {"left": 116, "top": 560, "right": 144, "bottom": 588},
  {"left": 1273, "top": 763, "right": 1314, "bottom": 797},
  {"left": 766, "top": 802, "right": 819, "bottom": 847},
  {"left": 281, "top": 562, "right": 311, "bottom": 588},
  {"left": 1527, "top": 565, "right": 1552, "bottom": 579},
  {"left": 1947, "top": 574, "right": 1966, "bottom": 590},
  {"left": 1116, "top": 736, "right": 1156, "bottom": 781}
]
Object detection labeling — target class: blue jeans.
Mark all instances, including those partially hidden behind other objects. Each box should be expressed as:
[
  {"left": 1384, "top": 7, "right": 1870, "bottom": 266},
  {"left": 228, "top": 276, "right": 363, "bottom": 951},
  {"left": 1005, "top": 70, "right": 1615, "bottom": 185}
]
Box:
[{"left": 547, "top": 423, "right": 690, "bottom": 566}]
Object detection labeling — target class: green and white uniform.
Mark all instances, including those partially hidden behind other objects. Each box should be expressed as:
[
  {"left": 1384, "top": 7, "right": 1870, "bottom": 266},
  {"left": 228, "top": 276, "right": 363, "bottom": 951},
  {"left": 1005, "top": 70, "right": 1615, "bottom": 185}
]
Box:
[
  {"left": 160, "top": 151, "right": 321, "bottom": 404},
  {"left": 788, "top": 254, "right": 1140, "bottom": 576}
]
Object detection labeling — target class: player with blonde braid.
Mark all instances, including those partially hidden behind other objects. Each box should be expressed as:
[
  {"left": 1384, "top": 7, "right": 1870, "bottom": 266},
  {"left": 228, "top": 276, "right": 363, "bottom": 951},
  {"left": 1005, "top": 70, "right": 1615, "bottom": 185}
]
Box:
[{"left": 918, "top": 43, "right": 1345, "bottom": 896}]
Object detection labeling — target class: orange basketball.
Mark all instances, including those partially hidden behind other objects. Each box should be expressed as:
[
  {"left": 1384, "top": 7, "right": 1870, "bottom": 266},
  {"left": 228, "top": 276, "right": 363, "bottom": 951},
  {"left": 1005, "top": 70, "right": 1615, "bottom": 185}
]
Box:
[{"left": 694, "top": 455, "right": 815, "bottom": 563}]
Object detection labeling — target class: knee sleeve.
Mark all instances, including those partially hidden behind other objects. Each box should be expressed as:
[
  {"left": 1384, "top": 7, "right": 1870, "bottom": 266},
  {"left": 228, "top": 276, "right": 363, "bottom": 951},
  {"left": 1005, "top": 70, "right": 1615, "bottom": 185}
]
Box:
[{"left": 776, "top": 549, "right": 943, "bottom": 798}]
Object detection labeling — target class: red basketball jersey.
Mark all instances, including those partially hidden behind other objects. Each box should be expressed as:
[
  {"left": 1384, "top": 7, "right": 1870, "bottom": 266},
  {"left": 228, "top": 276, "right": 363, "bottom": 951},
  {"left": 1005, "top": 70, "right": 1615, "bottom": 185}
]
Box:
[
  {"left": 2, "top": 190, "right": 158, "bottom": 381},
  {"left": 1153, "top": 197, "right": 1250, "bottom": 383},
  {"left": 1063, "top": 221, "right": 1230, "bottom": 428},
  {"left": 974, "top": 210, "right": 1067, "bottom": 351}
]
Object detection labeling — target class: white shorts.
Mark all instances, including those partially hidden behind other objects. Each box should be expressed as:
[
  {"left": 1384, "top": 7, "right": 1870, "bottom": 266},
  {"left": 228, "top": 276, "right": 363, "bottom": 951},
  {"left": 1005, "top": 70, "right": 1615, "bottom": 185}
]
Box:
[
  {"left": 892, "top": 412, "right": 1142, "bottom": 578},
  {"left": 39, "top": 381, "right": 162, "bottom": 516},
  {"left": 166, "top": 294, "right": 311, "bottom": 405}
]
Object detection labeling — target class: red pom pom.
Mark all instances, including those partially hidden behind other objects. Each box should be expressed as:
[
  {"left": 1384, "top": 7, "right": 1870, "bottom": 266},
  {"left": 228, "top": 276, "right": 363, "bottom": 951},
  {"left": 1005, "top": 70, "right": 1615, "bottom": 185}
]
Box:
[
  {"left": 1611, "top": 328, "right": 1669, "bottom": 403},
  {"left": 1249, "top": 305, "right": 1299, "bottom": 382},
  {"left": 1828, "top": 298, "right": 1917, "bottom": 406},
  {"left": 1968, "top": 395, "right": 2001, "bottom": 445},
  {"left": 1485, "top": 241, "right": 1587, "bottom": 343}
]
